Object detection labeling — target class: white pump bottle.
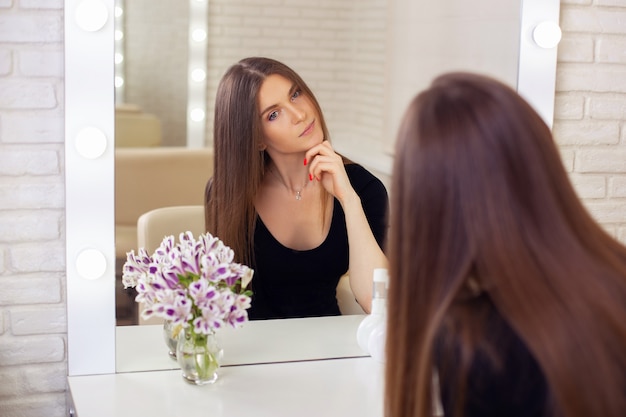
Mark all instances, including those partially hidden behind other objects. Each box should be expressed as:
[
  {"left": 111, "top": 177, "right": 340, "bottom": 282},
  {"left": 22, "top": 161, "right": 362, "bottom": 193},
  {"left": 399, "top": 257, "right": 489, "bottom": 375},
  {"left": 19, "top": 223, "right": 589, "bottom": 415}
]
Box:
[{"left": 356, "top": 268, "right": 388, "bottom": 359}]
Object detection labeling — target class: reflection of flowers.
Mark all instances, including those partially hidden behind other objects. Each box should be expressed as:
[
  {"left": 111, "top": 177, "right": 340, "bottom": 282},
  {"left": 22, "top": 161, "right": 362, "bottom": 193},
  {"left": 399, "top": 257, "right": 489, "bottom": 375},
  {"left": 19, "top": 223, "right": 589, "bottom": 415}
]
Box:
[{"left": 122, "top": 231, "right": 253, "bottom": 334}]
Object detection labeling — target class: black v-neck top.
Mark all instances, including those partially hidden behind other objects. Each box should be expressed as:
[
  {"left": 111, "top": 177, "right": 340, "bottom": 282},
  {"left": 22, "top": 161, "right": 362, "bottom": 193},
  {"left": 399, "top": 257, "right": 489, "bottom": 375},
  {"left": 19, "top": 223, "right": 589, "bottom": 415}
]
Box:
[
  {"left": 436, "top": 301, "right": 548, "bottom": 417},
  {"left": 248, "top": 163, "right": 388, "bottom": 320}
]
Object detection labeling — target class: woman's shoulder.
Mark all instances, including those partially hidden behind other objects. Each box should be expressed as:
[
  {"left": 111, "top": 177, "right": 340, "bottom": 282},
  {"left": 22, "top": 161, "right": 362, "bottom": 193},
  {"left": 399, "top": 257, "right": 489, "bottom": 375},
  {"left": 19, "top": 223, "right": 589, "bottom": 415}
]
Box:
[
  {"left": 344, "top": 163, "right": 388, "bottom": 201},
  {"left": 345, "top": 163, "right": 384, "bottom": 188}
]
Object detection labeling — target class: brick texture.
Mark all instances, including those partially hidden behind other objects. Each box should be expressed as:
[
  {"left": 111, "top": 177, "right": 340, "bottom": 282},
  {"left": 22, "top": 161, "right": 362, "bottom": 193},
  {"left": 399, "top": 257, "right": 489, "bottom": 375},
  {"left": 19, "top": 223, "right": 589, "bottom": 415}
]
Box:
[
  {"left": 555, "top": 1, "right": 626, "bottom": 243},
  {"left": 0, "top": 3, "right": 66, "bottom": 416}
]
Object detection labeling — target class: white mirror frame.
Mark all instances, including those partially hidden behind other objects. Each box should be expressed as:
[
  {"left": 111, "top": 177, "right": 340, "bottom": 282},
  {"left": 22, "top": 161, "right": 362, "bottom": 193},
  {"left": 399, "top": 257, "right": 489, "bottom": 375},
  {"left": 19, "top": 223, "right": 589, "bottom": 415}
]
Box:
[
  {"left": 65, "top": 0, "right": 560, "bottom": 376},
  {"left": 66, "top": 0, "right": 116, "bottom": 376}
]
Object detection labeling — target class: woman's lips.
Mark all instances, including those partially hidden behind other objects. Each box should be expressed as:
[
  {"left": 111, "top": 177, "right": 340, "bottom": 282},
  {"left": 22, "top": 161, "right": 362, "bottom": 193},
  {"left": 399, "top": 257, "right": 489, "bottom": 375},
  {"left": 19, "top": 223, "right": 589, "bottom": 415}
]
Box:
[{"left": 299, "top": 120, "right": 315, "bottom": 137}]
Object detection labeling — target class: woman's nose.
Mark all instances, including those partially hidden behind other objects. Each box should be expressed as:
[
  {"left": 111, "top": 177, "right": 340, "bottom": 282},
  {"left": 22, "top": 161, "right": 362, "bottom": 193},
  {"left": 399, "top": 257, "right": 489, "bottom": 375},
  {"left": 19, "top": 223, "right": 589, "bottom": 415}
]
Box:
[{"left": 290, "top": 105, "right": 306, "bottom": 123}]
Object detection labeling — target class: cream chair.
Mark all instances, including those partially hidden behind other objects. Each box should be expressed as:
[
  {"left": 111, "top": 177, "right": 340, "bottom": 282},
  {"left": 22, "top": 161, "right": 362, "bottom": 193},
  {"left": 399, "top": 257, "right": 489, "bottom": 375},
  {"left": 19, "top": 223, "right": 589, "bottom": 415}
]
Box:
[
  {"left": 137, "top": 205, "right": 206, "bottom": 253},
  {"left": 135, "top": 205, "right": 364, "bottom": 322},
  {"left": 135, "top": 205, "right": 206, "bottom": 325}
]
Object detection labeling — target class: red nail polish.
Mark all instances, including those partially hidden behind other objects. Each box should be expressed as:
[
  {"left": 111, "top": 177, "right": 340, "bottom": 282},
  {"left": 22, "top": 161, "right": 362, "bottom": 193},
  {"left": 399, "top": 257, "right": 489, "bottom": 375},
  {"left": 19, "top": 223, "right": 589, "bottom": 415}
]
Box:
[
  {"left": 303, "top": 158, "right": 307, "bottom": 166},
  {"left": 309, "top": 173, "right": 313, "bottom": 181}
]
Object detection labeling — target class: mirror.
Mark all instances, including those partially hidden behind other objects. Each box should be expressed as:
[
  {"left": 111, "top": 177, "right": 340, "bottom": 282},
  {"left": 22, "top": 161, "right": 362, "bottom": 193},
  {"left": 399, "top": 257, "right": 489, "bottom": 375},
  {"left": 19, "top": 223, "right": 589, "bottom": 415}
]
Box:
[{"left": 65, "top": 0, "right": 560, "bottom": 376}]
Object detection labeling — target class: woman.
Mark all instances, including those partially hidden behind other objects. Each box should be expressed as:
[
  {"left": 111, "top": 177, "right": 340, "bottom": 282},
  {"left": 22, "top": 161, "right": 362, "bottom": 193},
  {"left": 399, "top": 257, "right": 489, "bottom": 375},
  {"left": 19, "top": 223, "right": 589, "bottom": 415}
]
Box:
[
  {"left": 385, "top": 72, "right": 626, "bottom": 417},
  {"left": 205, "top": 57, "right": 388, "bottom": 320}
]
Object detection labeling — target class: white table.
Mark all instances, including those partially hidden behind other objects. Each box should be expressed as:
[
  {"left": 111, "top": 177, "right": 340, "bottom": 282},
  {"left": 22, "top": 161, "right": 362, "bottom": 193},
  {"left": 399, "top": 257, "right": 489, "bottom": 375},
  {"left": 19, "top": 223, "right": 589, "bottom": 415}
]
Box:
[
  {"left": 116, "top": 314, "right": 369, "bottom": 372},
  {"left": 68, "top": 315, "right": 385, "bottom": 417}
]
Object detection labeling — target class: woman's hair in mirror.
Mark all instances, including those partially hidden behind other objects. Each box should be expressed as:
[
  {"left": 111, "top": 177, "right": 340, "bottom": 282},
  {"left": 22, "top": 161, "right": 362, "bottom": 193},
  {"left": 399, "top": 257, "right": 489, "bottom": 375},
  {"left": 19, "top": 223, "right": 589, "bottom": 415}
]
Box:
[
  {"left": 385, "top": 72, "right": 626, "bottom": 417},
  {"left": 205, "top": 57, "right": 330, "bottom": 266}
]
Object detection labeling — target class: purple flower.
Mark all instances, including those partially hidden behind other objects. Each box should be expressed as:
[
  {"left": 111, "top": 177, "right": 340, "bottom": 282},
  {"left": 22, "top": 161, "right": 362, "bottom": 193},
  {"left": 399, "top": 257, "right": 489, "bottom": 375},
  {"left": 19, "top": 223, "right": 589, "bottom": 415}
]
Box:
[{"left": 121, "top": 231, "right": 254, "bottom": 334}]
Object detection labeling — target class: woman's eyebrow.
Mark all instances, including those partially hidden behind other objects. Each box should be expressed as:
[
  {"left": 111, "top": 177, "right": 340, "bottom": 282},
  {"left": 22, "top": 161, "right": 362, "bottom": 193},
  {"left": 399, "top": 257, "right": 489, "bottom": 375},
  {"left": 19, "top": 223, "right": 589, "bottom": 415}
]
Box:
[{"left": 259, "top": 82, "right": 298, "bottom": 116}]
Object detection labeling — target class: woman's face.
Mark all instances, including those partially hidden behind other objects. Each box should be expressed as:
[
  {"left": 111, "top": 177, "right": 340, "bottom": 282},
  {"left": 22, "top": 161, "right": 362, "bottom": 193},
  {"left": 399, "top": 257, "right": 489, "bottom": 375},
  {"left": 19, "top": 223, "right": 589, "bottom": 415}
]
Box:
[{"left": 257, "top": 74, "right": 324, "bottom": 155}]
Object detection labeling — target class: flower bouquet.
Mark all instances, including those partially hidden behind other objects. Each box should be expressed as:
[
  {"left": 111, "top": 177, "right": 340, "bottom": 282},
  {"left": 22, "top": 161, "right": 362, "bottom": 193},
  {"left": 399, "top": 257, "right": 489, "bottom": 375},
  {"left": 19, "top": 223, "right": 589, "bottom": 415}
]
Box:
[{"left": 122, "top": 231, "right": 253, "bottom": 384}]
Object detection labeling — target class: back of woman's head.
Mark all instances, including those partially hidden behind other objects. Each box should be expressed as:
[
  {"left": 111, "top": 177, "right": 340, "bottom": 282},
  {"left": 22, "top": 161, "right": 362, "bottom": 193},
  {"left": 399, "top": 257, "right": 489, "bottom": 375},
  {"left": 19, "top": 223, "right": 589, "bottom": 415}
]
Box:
[{"left": 386, "top": 72, "right": 626, "bottom": 417}]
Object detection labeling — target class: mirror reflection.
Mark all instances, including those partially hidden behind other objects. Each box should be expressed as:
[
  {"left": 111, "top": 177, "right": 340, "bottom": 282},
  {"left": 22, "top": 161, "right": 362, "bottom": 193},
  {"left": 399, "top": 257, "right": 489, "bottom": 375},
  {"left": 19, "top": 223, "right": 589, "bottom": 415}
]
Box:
[{"left": 113, "top": 0, "right": 522, "bottom": 329}]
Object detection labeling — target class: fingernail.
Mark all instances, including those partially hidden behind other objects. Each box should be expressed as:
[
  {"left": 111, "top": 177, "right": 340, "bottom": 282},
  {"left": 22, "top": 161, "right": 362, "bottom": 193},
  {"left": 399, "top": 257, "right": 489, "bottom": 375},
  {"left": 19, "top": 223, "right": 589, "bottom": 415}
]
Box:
[
  {"left": 309, "top": 173, "right": 313, "bottom": 181},
  {"left": 303, "top": 158, "right": 307, "bottom": 166}
]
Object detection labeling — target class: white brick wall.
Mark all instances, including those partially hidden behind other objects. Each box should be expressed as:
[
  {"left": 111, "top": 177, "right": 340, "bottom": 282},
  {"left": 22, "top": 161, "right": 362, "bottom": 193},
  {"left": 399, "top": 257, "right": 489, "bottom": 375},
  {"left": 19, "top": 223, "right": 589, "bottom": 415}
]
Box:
[
  {"left": 0, "top": 1, "right": 624, "bottom": 416},
  {"left": 203, "top": 0, "right": 387, "bottom": 150},
  {"left": 123, "top": 0, "right": 388, "bottom": 149},
  {"left": 555, "top": 0, "right": 626, "bottom": 241},
  {"left": 0, "top": 1, "right": 66, "bottom": 417}
]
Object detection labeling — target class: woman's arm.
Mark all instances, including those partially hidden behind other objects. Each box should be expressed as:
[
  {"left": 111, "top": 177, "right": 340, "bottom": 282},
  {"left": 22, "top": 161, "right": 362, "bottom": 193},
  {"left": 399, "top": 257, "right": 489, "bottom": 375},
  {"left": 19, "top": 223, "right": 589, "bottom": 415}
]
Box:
[{"left": 306, "top": 141, "right": 389, "bottom": 312}]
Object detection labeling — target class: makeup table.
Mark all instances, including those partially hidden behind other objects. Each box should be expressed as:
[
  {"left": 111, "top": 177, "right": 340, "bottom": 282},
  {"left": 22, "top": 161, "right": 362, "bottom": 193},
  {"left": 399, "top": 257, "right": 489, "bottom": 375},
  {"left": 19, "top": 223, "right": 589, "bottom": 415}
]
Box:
[{"left": 67, "top": 315, "right": 385, "bottom": 417}]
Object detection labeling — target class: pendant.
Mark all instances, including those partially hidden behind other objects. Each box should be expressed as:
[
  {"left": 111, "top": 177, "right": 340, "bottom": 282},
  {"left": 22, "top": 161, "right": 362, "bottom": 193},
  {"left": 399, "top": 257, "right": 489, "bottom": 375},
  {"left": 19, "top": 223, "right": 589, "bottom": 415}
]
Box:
[{"left": 295, "top": 190, "right": 302, "bottom": 200}]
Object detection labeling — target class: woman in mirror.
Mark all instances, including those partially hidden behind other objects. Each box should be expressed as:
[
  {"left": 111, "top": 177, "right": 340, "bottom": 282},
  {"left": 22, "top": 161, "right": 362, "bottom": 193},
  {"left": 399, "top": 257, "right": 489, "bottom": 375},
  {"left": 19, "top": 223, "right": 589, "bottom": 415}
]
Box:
[
  {"left": 385, "top": 72, "right": 626, "bottom": 417},
  {"left": 205, "top": 57, "right": 388, "bottom": 320}
]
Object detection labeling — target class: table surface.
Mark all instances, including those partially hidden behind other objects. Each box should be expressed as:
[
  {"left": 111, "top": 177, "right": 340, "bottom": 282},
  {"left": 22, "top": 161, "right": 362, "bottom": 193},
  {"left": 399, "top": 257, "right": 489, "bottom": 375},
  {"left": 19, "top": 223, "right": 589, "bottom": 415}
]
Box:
[
  {"left": 69, "top": 314, "right": 386, "bottom": 417},
  {"left": 116, "top": 314, "right": 369, "bottom": 373},
  {"left": 68, "top": 357, "right": 384, "bottom": 417}
]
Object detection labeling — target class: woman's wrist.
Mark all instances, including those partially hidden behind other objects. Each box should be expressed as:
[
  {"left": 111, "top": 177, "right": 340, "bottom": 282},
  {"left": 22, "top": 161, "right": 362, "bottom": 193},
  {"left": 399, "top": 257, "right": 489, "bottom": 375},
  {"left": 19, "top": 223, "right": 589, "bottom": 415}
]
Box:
[{"left": 339, "top": 189, "right": 361, "bottom": 211}]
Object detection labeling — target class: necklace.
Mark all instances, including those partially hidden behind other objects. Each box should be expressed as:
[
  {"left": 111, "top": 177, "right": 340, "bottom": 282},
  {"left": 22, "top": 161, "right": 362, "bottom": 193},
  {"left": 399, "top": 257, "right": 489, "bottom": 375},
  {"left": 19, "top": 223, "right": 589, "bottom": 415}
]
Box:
[{"left": 270, "top": 168, "right": 309, "bottom": 201}]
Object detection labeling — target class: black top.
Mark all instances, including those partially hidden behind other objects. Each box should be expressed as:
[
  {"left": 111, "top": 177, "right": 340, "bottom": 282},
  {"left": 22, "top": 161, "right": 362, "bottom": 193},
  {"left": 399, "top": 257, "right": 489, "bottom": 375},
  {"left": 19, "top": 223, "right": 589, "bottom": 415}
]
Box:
[
  {"left": 436, "top": 302, "right": 549, "bottom": 417},
  {"left": 248, "top": 163, "right": 388, "bottom": 320}
]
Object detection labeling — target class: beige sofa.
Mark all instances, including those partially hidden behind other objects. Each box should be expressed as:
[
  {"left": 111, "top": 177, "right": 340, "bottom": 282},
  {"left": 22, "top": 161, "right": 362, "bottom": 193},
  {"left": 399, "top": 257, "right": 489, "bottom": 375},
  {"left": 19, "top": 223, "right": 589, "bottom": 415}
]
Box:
[
  {"left": 115, "top": 104, "right": 162, "bottom": 147},
  {"left": 115, "top": 147, "right": 213, "bottom": 260}
]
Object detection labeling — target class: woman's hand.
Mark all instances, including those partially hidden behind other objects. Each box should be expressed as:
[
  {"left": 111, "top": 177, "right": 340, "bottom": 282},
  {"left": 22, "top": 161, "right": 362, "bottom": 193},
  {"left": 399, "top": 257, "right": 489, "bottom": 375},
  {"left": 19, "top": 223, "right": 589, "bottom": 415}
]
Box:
[{"left": 305, "top": 141, "right": 356, "bottom": 204}]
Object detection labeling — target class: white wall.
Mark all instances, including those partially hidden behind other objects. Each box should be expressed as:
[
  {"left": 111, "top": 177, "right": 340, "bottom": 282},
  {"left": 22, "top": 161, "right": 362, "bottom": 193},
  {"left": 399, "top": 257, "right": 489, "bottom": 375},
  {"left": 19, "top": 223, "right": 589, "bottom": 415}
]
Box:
[
  {"left": 0, "top": 0, "right": 625, "bottom": 416},
  {"left": 123, "top": 0, "right": 189, "bottom": 147}
]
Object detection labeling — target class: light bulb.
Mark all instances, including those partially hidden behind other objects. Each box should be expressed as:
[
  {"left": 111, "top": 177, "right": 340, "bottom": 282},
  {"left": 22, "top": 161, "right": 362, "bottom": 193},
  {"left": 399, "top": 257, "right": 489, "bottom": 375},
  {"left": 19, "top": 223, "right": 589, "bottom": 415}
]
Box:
[
  {"left": 191, "top": 68, "right": 206, "bottom": 82},
  {"left": 190, "top": 108, "right": 205, "bottom": 122},
  {"left": 191, "top": 29, "right": 207, "bottom": 42},
  {"left": 75, "top": 0, "right": 109, "bottom": 32},
  {"left": 75, "top": 249, "right": 107, "bottom": 280},
  {"left": 533, "top": 21, "right": 562, "bottom": 49},
  {"left": 75, "top": 127, "right": 108, "bottom": 159}
]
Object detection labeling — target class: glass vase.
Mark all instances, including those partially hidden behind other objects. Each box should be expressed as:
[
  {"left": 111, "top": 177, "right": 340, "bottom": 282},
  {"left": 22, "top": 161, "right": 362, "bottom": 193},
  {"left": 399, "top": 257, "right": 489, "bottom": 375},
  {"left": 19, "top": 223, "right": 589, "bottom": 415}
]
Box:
[
  {"left": 163, "top": 320, "right": 181, "bottom": 360},
  {"left": 176, "top": 327, "right": 223, "bottom": 385}
]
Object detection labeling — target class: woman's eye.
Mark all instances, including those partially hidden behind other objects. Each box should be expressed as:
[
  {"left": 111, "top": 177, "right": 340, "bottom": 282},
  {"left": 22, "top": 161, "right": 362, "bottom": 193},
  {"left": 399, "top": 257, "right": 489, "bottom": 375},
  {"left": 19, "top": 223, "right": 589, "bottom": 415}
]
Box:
[
  {"left": 268, "top": 110, "right": 279, "bottom": 121},
  {"left": 291, "top": 89, "right": 301, "bottom": 101}
]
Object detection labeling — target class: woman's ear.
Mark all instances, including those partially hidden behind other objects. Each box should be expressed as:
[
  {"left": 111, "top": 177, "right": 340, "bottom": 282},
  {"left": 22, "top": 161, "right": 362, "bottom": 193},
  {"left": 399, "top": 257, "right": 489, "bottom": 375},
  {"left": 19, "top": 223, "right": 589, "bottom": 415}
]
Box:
[{"left": 258, "top": 142, "right": 267, "bottom": 151}]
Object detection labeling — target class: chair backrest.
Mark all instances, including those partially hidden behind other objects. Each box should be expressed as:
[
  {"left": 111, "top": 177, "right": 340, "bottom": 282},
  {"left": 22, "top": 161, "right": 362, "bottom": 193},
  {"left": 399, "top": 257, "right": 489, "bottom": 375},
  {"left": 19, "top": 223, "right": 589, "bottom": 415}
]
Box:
[
  {"left": 136, "top": 205, "right": 205, "bottom": 325},
  {"left": 137, "top": 205, "right": 206, "bottom": 253}
]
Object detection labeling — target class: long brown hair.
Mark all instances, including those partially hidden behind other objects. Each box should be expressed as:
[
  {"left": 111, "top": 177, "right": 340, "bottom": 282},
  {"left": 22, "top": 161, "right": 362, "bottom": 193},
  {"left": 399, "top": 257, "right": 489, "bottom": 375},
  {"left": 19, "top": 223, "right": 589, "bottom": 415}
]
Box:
[
  {"left": 385, "top": 72, "right": 626, "bottom": 417},
  {"left": 205, "top": 57, "right": 331, "bottom": 266}
]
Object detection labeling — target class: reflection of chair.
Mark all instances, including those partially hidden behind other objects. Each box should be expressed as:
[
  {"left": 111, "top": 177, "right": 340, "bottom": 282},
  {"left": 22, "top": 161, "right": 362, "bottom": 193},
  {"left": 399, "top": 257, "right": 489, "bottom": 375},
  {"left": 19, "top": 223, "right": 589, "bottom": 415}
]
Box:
[
  {"left": 137, "top": 205, "right": 206, "bottom": 253},
  {"left": 136, "top": 205, "right": 206, "bottom": 325},
  {"left": 135, "top": 205, "right": 365, "bottom": 321}
]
